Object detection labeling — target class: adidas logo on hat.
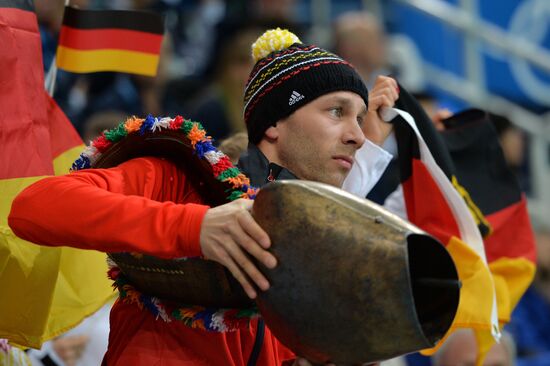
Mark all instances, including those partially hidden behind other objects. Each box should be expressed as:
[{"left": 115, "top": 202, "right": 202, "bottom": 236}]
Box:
[{"left": 288, "top": 90, "right": 305, "bottom": 106}]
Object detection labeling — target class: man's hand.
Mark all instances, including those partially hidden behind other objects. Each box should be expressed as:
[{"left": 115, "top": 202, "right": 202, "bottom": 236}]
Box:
[
  {"left": 200, "top": 199, "right": 277, "bottom": 299},
  {"left": 363, "top": 75, "right": 399, "bottom": 146}
]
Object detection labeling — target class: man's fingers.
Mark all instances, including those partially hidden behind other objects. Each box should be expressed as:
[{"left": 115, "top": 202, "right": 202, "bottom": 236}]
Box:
[
  {"left": 199, "top": 199, "right": 276, "bottom": 298},
  {"left": 369, "top": 95, "right": 394, "bottom": 111},
  {"left": 229, "top": 218, "right": 277, "bottom": 269},
  {"left": 236, "top": 208, "right": 272, "bottom": 249},
  {"left": 220, "top": 249, "right": 258, "bottom": 298},
  {"left": 223, "top": 237, "right": 270, "bottom": 291},
  {"left": 372, "top": 86, "right": 398, "bottom": 101}
]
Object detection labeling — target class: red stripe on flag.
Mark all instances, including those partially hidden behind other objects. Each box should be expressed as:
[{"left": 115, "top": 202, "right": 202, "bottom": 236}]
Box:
[
  {"left": 58, "top": 26, "right": 162, "bottom": 54},
  {"left": 484, "top": 197, "right": 536, "bottom": 263},
  {"left": 403, "top": 159, "right": 461, "bottom": 245}
]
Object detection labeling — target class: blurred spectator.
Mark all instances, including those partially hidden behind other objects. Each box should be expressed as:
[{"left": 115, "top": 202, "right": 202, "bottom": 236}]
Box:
[
  {"left": 333, "top": 11, "right": 390, "bottom": 88},
  {"left": 176, "top": 22, "right": 262, "bottom": 140},
  {"left": 490, "top": 114, "right": 526, "bottom": 170},
  {"left": 218, "top": 131, "right": 248, "bottom": 164},
  {"left": 170, "top": 0, "right": 227, "bottom": 77},
  {"left": 411, "top": 92, "right": 453, "bottom": 131},
  {"left": 432, "top": 329, "right": 516, "bottom": 366},
  {"left": 506, "top": 224, "right": 550, "bottom": 366},
  {"left": 488, "top": 113, "right": 530, "bottom": 193},
  {"left": 248, "top": 0, "right": 297, "bottom": 24},
  {"left": 82, "top": 110, "right": 128, "bottom": 143},
  {"left": 224, "top": 0, "right": 299, "bottom": 26},
  {"left": 27, "top": 302, "right": 112, "bottom": 366}
]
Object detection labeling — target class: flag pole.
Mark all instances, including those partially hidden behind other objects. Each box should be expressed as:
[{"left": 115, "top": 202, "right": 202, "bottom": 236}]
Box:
[
  {"left": 44, "top": 57, "right": 58, "bottom": 96},
  {"left": 45, "top": 0, "right": 70, "bottom": 96}
]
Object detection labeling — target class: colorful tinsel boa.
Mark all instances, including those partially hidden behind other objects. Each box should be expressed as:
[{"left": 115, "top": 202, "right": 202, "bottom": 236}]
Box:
[
  {"left": 73, "top": 115, "right": 260, "bottom": 331},
  {"left": 106, "top": 258, "right": 259, "bottom": 331}
]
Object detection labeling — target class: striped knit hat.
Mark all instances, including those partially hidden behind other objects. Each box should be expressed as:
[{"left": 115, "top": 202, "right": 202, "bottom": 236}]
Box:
[{"left": 243, "top": 28, "right": 369, "bottom": 144}]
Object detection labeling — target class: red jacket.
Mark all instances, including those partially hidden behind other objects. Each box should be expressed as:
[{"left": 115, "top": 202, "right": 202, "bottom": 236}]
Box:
[{"left": 9, "top": 157, "right": 294, "bottom": 365}]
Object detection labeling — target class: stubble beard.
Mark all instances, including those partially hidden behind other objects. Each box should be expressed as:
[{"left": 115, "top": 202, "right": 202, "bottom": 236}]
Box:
[{"left": 279, "top": 140, "right": 344, "bottom": 187}]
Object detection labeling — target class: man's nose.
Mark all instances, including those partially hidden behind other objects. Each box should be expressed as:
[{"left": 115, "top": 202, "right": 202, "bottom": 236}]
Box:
[{"left": 343, "top": 120, "right": 366, "bottom": 148}]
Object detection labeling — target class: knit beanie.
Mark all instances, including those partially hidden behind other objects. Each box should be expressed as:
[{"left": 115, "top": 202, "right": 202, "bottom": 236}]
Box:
[{"left": 243, "top": 28, "right": 369, "bottom": 144}]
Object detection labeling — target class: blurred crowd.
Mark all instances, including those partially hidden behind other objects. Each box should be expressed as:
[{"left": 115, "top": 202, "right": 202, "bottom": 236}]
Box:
[{"left": 2, "top": 1, "right": 543, "bottom": 366}]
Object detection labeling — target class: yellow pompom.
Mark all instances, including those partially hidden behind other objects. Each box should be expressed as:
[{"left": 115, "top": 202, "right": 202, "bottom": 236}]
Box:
[{"left": 251, "top": 28, "right": 301, "bottom": 62}]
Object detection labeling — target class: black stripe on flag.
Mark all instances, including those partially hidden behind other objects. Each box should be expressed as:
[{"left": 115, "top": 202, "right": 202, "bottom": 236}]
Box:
[
  {"left": 0, "top": 0, "right": 33, "bottom": 11},
  {"left": 62, "top": 6, "right": 163, "bottom": 34},
  {"left": 441, "top": 109, "right": 521, "bottom": 215}
]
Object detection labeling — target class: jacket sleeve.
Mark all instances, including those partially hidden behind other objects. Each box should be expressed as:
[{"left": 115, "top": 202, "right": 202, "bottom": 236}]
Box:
[{"left": 8, "top": 157, "right": 209, "bottom": 258}]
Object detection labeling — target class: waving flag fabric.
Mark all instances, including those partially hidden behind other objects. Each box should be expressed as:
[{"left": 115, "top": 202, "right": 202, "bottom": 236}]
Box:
[
  {"left": 390, "top": 109, "right": 499, "bottom": 359},
  {"left": 390, "top": 88, "right": 535, "bottom": 364},
  {"left": 0, "top": 1, "right": 113, "bottom": 348},
  {"left": 441, "top": 109, "right": 536, "bottom": 327},
  {"left": 56, "top": 6, "right": 164, "bottom": 76}
]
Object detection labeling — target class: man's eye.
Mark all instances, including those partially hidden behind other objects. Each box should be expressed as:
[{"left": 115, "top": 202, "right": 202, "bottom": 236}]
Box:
[
  {"left": 329, "top": 107, "right": 343, "bottom": 118},
  {"left": 357, "top": 115, "right": 364, "bottom": 127}
]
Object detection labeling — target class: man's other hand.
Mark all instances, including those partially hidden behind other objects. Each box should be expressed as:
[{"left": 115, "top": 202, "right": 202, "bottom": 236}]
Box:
[
  {"left": 363, "top": 75, "right": 399, "bottom": 146},
  {"left": 200, "top": 199, "right": 277, "bottom": 299}
]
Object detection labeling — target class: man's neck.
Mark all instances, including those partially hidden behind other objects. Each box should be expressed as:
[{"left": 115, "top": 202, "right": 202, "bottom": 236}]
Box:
[
  {"left": 256, "top": 140, "right": 282, "bottom": 167},
  {"left": 237, "top": 144, "right": 297, "bottom": 187}
]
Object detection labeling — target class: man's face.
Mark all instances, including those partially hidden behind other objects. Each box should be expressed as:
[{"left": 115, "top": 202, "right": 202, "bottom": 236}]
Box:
[{"left": 272, "top": 91, "right": 366, "bottom": 187}]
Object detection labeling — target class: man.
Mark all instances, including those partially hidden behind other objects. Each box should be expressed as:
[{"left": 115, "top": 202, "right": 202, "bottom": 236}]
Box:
[{"left": 9, "top": 29, "right": 398, "bottom": 365}]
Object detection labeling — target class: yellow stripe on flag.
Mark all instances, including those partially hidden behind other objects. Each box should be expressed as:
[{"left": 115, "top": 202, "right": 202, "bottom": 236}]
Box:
[
  {"left": 1, "top": 168, "right": 114, "bottom": 348},
  {"left": 490, "top": 257, "right": 536, "bottom": 324},
  {"left": 446, "top": 236, "right": 495, "bottom": 330},
  {"left": 56, "top": 45, "right": 159, "bottom": 76}
]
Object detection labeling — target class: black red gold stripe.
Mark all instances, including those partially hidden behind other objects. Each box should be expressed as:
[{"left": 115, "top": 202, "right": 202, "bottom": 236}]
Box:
[
  {"left": 56, "top": 6, "right": 163, "bottom": 76},
  {"left": 58, "top": 26, "right": 162, "bottom": 53}
]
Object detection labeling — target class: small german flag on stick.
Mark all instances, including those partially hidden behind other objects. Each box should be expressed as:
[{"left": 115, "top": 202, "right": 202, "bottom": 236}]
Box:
[{"left": 56, "top": 6, "right": 164, "bottom": 76}]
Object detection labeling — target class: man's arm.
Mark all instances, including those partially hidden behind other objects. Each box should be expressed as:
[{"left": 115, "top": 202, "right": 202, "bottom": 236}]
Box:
[{"left": 9, "top": 156, "right": 277, "bottom": 298}]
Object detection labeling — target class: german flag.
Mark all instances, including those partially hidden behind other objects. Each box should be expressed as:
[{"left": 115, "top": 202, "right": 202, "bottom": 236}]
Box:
[
  {"left": 56, "top": 6, "right": 164, "bottom": 76},
  {"left": 0, "top": 1, "right": 113, "bottom": 348},
  {"left": 441, "top": 109, "right": 536, "bottom": 331},
  {"left": 388, "top": 87, "right": 498, "bottom": 364}
]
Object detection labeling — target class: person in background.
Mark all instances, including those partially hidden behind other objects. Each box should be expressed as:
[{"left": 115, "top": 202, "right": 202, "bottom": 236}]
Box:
[
  {"left": 333, "top": 11, "right": 390, "bottom": 88},
  {"left": 488, "top": 113, "right": 529, "bottom": 193},
  {"left": 81, "top": 110, "right": 128, "bottom": 143},
  {"left": 183, "top": 22, "right": 262, "bottom": 140},
  {"left": 432, "top": 329, "right": 516, "bottom": 366},
  {"left": 506, "top": 224, "right": 550, "bottom": 366},
  {"left": 218, "top": 131, "right": 249, "bottom": 164}
]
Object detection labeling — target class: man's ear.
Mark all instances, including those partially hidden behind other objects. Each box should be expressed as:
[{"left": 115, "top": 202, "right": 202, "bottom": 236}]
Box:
[{"left": 264, "top": 125, "right": 279, "bottom": 140}]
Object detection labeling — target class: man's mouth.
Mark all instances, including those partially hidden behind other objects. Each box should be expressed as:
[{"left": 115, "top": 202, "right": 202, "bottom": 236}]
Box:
[{"left": 332, "top": 155, "right": 354, "bottom": 170}]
